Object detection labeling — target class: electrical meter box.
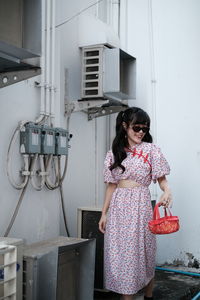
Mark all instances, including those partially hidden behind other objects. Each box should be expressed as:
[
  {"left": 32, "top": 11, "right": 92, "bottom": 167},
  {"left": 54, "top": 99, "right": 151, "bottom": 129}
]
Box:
[
  {"left": 41, "top": 126, "right": 55, "bottom": 155},
  {"left": 55, "top": 128, "right": 68, "bottom": 156},
  {"left": 20, "top": 123, "right": 41, "bottom": 154}
]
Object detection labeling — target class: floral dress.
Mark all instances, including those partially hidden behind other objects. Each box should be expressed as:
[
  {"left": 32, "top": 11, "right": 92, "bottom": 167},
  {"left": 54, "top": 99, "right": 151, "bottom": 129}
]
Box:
[{"left": 103, "top": 142, "right": 170, "bottom": 295}]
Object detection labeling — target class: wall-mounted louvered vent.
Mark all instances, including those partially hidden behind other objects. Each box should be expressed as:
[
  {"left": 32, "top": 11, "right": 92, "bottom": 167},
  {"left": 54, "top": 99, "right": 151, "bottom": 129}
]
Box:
[
  {"left": 81, "top": 45, "right": 136, "bottom": 102},
  {"left": 81, "top": 46, "right": 104, "bottom": 99}
]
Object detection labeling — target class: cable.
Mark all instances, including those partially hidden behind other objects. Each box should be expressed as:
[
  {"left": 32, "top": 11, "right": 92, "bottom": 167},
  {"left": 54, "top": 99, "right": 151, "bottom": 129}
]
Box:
[
  {"left": 30, "top": 154, "right": 46, "bottom": 191},
  {"left": 60, "top": 113, "right": 71, "bottom": 183},
  {"left": 7, "top": 121, "right": 30, "bottom": 190},
  {"left": 4, "top": 179, "right": 29, "bottom": 237},
  {"left": 59, "top": 184, "right": 70, "bottom": 237},
  {"left": 45, "top": 154, "right": 60, "bottom": 190},
  {"left": 58, "top": 158, "right": 70, "bottom": 236},
  {"left": 55, "top": 0, "right": 104, "bottom": 29}
]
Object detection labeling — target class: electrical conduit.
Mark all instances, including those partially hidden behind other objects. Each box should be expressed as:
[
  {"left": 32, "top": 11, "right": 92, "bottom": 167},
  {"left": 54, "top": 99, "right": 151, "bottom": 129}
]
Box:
[
  {"left": 35, "top": 0, "right": 46, "bottom": 124},
  {"left": 50, "top": 0, "right": 56, "bottom": 127}
]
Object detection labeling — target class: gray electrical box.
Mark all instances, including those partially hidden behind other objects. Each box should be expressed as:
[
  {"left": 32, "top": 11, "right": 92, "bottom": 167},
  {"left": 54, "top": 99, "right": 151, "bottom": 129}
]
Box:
[
  {"left": 20, "top": 123, "right": 41, "bottom": 154},
  {"left": 41, "top": 126, "right": 55, "bottom": 155},
  {"left": 55, "top": 128, "right": 69, "bottom": 156}
]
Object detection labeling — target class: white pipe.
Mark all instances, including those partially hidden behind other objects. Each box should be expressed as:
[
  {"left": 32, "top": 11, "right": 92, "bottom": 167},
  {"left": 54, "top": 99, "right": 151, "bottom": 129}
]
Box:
[
  {"left": 148, "top": 0, "right": 158, "bottom": 200},
  {"left": 40, "top": 0, "right": 46, "bottom": 117},
  {"left": 50, "top": 0, "right": 56, "bottom": 126},
  {"left": 7, "top": 122, "right": 30, "bottom": 190},
  {"left": 35, "top": 0, "right": 46, "bottom": 124},
  {"left": 46, "top": 0, "right": 51, "bottom": 120}
]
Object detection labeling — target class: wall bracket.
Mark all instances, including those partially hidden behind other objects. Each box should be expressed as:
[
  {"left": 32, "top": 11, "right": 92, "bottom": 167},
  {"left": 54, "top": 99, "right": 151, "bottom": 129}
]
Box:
[
  {"left": 0, "top": 68, "right": 41, "bottom": 88},
  {"left": 87, "top": 105, "right": 127, "bottom": 121},
  {"left": 65, "top": 99, "right": 109, "bottom": 115}
]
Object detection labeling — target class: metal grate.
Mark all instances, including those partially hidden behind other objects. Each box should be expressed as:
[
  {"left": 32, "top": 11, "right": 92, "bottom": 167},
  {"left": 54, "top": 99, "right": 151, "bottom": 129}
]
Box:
[{"left": 81, "top": 47, "right": 104, "bottom": 99}]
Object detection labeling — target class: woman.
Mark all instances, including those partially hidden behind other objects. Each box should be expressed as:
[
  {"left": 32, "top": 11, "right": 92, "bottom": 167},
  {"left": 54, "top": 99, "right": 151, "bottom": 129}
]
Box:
[{"left": 99, "top": 107, "right": 172, "bottom": 300}]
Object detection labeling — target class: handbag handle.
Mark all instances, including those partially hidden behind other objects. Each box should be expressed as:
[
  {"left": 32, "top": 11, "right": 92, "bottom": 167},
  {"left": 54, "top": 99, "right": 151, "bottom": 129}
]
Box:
[{"left": 153, "top": 203, "right": 172, "bottom": 220}]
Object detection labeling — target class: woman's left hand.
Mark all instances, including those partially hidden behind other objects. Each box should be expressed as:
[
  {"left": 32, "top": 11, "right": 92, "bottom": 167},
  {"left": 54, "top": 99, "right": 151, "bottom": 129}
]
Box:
[{"left": 159, "top": 190, "right": 173, "bottom": 208}]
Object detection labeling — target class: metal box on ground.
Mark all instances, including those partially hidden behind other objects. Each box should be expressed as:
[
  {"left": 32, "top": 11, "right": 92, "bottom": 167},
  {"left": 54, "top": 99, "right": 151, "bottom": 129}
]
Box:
[
  {"left": 0, "top": 237, "right": 23, "bottom": 300},
  {"left": 20, "top": 123, "right": 41, "bottom": 154},
  {"left": 23, "top": 236, "right": 96, "bottom": 300},
  {"left": 77, "top": 207, "right": 104, "bottom": 290}
]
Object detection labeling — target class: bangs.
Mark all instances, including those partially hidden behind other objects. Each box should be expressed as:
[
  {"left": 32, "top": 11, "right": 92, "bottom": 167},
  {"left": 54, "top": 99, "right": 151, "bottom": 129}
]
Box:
[{"left": 129, "top": 109, "right": 150, "bottom": 126}]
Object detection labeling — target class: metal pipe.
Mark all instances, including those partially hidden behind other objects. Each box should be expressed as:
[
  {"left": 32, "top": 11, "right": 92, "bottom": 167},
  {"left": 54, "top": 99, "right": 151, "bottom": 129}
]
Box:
[
  {"left": 46, "top": 0, "right": 51, "bottom": 119},
  {"left": 35, "top": 0, "right": 46, "bottom": 123}
]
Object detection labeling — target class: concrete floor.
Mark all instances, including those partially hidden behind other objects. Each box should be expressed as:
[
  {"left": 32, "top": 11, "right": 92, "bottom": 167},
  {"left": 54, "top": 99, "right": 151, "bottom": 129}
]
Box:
[{"left": 94, "top": 269, "right": 200, "bottom": 300}]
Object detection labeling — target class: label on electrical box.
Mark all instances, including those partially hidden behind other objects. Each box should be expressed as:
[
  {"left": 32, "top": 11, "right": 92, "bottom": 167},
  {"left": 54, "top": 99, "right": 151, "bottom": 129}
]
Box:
[
  {"left": 32, "top": 133, "right": 39, "bottom": 145},
  {"left": 60, "top": 136, "right": 67, "bottom": 148},
  {"left": 47, "top": 134, "right": 53, "bottom": 146}
]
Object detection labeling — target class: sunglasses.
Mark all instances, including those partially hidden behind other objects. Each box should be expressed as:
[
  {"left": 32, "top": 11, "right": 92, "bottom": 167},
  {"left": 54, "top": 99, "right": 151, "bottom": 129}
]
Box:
[{"left": 131, "top": 125, "right": 149, "bottom": 133}]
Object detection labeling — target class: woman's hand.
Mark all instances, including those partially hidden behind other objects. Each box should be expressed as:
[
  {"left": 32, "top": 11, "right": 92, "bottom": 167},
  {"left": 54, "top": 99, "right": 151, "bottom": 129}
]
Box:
[
  {"left": 159, "top": 190, "right": 173, "bottom": 208},
  {"left": 98, "top": 214, "right": 107, "bottom": 234}
]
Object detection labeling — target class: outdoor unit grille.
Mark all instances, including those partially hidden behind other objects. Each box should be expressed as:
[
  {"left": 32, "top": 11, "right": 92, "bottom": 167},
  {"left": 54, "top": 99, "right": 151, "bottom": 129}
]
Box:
[
  {"left": 77, "top": 207, "right": 105, "bottom": 290},
  {"left": 0, "top": 237, "right": 23, "bottom": 300},
  {"left": 81, "top": 46, "right": 104, "bottom": 99},
  {"left": 0, "top": 245, "right": 17, "bottom": 300},
  {"left": 81, "top": 45, "right": 136, "bottom": 102}
]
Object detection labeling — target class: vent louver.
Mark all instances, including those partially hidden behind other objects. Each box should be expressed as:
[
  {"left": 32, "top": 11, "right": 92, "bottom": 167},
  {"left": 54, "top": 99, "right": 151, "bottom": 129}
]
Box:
[
  {"left": 81, "top": 47, "right": 103, "bottom": 99},
  {"left": 81, "top": 45, "right": 136, "bottom": 104}
]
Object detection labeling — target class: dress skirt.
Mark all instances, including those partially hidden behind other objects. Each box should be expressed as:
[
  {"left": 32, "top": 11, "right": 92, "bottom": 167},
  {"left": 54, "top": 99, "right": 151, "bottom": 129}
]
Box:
[{"left": 104, "top": 186, "right": 156, "bottom": 295}]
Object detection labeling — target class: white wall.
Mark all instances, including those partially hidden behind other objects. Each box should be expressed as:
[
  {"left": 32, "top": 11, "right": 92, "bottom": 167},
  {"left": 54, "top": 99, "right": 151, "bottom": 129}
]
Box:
[{"left": 124, "top": 0, "right": 200, "bottom": 266}]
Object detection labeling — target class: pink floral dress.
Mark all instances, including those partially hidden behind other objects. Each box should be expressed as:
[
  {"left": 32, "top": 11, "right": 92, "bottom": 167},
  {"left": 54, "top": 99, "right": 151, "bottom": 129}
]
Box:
[{"left": 103, "top": 142, "right": 170, "bottom": 295}]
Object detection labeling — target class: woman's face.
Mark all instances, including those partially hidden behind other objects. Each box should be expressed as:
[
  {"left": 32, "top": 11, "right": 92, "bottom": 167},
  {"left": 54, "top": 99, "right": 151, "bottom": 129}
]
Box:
[{"left": 125, "top": 123, "right": 149, "bottom": 146}]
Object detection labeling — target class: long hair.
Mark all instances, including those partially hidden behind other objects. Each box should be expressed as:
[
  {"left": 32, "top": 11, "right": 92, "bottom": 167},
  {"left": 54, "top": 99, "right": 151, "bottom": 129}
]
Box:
[{"left": 110, "top": 107, "right": 153, "bottom": 172}]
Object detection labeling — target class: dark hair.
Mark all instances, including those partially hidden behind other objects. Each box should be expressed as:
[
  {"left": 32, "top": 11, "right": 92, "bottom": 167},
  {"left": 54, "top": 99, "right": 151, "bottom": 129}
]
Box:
[{"left": 110, "top": 107, "right": 153, "bottom": 172}]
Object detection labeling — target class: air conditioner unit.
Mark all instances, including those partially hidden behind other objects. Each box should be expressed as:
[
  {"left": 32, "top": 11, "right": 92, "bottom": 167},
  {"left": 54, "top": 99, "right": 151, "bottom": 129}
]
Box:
[
  {"left": 23, "top": 236, "right": 95, "bottom": 300},
  {"left": 77, "top": 207, "right": 105, "bottom": 291},
  {"left": 81, "top": 45, "right": 136, "bottom": 102}
]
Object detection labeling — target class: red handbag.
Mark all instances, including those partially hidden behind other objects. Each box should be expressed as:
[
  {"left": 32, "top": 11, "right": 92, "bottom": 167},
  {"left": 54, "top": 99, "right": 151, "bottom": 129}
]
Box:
[{"left": 148, "top": 203, "right": 180, "bottom": 234}]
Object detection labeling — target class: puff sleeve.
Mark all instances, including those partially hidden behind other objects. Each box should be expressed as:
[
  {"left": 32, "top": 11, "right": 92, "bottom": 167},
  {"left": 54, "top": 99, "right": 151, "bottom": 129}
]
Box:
[
  {"left": 103, "top": 150, "right": 118, "bottom": 184},
  {"left": 151, "top": 144, "right": 170, "bottom": 183}
]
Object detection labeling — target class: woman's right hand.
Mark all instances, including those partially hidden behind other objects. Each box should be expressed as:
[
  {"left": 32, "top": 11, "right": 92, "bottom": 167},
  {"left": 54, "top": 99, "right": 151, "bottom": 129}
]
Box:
[{"left": 98, "top": 214, "right": 107, "bottom": 234}]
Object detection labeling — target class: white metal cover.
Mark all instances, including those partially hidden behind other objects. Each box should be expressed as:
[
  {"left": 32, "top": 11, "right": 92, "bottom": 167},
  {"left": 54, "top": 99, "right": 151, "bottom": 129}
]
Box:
[{"left": 81, "top": 46, "right": 104, "bottom": 99}]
